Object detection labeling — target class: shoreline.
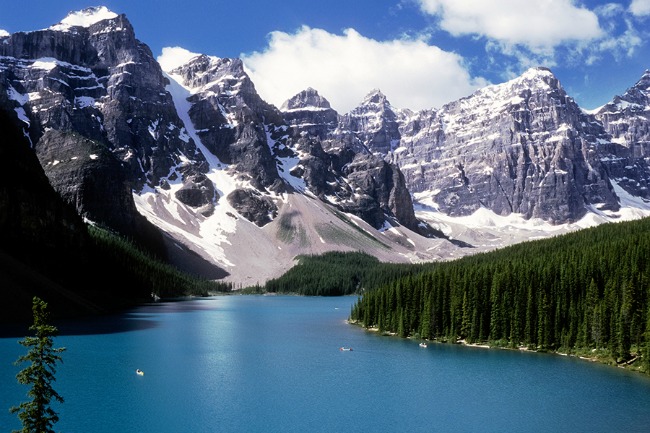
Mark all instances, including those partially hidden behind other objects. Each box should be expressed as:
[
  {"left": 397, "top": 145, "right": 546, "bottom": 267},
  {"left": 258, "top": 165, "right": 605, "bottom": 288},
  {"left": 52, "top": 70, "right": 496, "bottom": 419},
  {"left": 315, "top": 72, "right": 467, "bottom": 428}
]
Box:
[{"left": 348, "top": 320, "right": 646, "bottom": 376}]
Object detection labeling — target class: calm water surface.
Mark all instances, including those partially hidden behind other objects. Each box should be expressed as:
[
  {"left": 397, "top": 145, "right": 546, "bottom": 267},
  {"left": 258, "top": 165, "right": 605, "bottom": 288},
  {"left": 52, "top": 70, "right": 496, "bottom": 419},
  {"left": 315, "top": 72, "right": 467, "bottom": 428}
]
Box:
[{"left": 1, "top": 295, "right": 650, "bottom": 432}]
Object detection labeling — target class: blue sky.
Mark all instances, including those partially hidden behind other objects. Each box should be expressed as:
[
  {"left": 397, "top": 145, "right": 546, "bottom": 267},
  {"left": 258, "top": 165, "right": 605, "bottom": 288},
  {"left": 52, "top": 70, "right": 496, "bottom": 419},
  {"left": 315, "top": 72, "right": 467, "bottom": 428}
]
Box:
[{"left": 1, "top": 0, "right": 649, "bottom": 113}]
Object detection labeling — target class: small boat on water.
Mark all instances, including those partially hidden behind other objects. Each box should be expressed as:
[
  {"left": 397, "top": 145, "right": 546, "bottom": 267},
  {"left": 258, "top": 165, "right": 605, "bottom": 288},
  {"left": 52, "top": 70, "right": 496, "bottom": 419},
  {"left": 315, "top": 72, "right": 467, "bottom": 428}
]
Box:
[
  {"left": 339, "top": 347, "right": 353, "bottom": 351},
  {"left": 419, "top": 342, "right": 428, "bottom": 348},
  {"left": 136, "top": 369, "right": 144, "bottom": 376}
]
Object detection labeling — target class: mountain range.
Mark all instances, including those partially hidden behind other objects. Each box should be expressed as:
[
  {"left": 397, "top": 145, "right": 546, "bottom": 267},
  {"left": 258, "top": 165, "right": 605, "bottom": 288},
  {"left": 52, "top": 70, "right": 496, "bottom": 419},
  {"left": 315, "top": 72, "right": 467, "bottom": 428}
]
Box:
[{"left": 1, "top": 7, "right": 649, "bottom": 291}]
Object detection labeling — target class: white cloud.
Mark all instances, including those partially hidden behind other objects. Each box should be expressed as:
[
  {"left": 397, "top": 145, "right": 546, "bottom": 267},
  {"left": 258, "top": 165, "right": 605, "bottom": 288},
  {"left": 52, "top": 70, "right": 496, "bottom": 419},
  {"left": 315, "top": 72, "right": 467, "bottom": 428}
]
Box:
[
  {"left": 0, "top": 29, "right": 9, "bottom": 37},
  {"left": 241, "top": 26, "right": 486, "bottom": 113},
  {"left": 630, "top": 0, "right": 650, "bottom": 16},
  {"left": 584, "top": 6, "right": 644, "bottom": 63},
  {"left": 157, "top": 46, "right": 201, "bottom": 73},
  {"left": 595, "top": 3, "right": 625, "bottom": 19},
  {"left": 594, "top": 18, "right": 643, "bottom": 58},
  {"left": 417, "top": 0, "right": 603, "bottom": 49}
]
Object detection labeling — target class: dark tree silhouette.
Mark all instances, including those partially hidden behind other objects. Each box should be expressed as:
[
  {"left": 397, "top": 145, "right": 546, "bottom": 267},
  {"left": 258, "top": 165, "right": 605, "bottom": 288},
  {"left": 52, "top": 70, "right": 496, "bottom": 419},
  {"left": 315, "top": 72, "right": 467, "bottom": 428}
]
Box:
[{"left": 10, "top": 297, "right": 65, "bottom": 433}]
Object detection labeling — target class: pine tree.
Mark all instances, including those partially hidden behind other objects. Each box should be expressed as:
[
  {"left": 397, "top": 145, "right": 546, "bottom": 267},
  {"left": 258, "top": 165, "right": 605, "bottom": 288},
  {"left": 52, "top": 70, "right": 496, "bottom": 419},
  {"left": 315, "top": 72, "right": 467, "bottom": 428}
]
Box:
[
  {"left": 10, "top": 297, "right": 65, "bottom": 433},
  {"left": 644, "top": 306, "right": 650, "bottom": 373},
  {"left": 460, "top": 291, "right": 471, "bottom": 340}
]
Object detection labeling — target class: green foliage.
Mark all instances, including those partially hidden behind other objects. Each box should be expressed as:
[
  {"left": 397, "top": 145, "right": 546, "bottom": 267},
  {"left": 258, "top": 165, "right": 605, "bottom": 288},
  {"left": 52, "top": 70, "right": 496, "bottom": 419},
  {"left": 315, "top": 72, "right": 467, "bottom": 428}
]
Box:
[
  {"left": 87, "top": 225, "right": 232, "bottom": 299},
  {"left": 262, "top": 251, "right": 421, "bottom": 296},
  {"left": 10, "top": 297, "right": 65, "bottom": 433},
  {"left": 350, "top": 217, "right": 650, "bottom": 372}
]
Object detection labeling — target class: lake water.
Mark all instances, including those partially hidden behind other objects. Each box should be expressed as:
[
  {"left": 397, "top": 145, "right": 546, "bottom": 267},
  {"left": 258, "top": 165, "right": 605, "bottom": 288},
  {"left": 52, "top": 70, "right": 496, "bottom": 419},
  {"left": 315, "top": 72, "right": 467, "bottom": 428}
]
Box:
[{"left": 1, "top": 295, "right": 650, "bottom": 433}]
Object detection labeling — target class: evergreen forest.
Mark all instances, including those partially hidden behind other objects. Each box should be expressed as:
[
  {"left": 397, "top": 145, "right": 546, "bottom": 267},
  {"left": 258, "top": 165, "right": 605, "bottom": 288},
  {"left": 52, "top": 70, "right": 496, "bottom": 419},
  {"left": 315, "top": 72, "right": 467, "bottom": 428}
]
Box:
[
  {"left": 261, "top": 251, "right": 420, "bottom": 296},
  {"left": 349, "top": 217, "right": 650, "bottom": 373},
  {"left": 87, "top": 225, "right": 232, "bottom": 299}
]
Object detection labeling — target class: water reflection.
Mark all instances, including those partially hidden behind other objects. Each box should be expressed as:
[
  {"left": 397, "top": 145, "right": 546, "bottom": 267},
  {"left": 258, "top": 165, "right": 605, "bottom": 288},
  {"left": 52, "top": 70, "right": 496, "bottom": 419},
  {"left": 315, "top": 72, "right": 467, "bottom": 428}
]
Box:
[
  {"left": 54, "top": 314, "right": 159, "bottom": 336},
  {"left": 0, "top": 298, "right": 225, "bottom": 338}
]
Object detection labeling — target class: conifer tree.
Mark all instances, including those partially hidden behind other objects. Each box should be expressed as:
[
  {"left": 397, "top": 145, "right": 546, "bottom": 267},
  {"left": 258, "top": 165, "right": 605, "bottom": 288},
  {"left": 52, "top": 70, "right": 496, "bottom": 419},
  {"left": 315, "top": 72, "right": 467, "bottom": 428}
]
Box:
[
  {"left": 11, "top": 297, "right": 65, "bottom": 433},
  {"left": 643, "top": 308, "right": 650, "bottom": 374}
]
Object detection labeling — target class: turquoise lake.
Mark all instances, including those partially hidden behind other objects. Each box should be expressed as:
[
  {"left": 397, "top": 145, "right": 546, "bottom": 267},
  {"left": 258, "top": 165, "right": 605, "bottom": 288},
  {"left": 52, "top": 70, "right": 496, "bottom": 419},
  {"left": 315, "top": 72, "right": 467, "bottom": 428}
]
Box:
[{"left": 2, "top": 295, "right": 650, "bottom": 432}]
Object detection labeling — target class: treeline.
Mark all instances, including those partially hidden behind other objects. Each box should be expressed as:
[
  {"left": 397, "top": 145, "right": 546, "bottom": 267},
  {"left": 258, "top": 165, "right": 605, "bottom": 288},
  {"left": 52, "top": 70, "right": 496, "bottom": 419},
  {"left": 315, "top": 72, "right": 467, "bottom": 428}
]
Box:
[
  {"left": 88, "top": 225, "right": 231, "bottom": 299},
  {"left": 261, "top": 251, "right": 423, "bottom": 296},
  {"left": 350, "top": 217, "right": 650, "bottom": 372}
]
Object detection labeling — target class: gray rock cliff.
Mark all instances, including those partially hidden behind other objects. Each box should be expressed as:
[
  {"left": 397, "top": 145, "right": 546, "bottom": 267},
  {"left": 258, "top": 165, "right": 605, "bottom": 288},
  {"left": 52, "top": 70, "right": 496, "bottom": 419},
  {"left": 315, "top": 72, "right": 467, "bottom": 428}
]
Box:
[
  {"left": 280, "top": 89, "right": 423, "bottom": 232},
  {"left": 363, "top": 68, "right": 618, "bottom": 223},
  {"left": 594, "top": 70, "right": 650, "bottom": 198}
]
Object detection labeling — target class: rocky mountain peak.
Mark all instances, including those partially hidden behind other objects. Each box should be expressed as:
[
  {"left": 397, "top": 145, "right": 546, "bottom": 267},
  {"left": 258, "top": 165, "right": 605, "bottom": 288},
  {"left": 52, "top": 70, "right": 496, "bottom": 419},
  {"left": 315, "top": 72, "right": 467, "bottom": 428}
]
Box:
[
  {"left": 281, "top": 88, "right": 338, "bottom": 139},
  {"left": 479, "top": 66, "right": 562, "bottom": 99},
  {"left": 170, "top": 54, "right": 247, "bottom": 92},
  {"left": 361, "top": 89, "right": 390, "bottom": 107},
  {"left": 0, "top": 7, "right": 203, "bottom": 253},
  {"left": 596, "top": 69, "right": 650, "bottom": 116},
  {"left": 519, "top": 66, "right": 557, "bottom": 82},
  {"left": 621, "top": 69, "right": 650, "bottom": 102},
  {"left": 334, "top": 88, "right": 401, "bottom": 156},
  {"left": 166, "top": 50, "right": 286, "bottom": 196},
  {"left": 280, "top": 87, "right": 332, "bottom": 111}
]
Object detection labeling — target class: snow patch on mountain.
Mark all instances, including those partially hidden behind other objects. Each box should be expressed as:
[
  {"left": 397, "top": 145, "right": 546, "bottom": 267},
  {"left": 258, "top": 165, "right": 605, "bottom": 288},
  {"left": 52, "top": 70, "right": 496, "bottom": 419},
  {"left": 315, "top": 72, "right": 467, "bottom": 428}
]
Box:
[
  {"left": 133, "top": 71, "right": 259, "bottom": 269},
  {"left": 6, "top": 84, "right": 30, "bottom": 125},
  {"left": 413, "top": 179, "right": 650, "bottom": 253},
  {"left": 264, "top": 123, "right": 307, "bottom": 193},
  {"left": 49, "top": 6, "right": 117, "bottom": 31}
]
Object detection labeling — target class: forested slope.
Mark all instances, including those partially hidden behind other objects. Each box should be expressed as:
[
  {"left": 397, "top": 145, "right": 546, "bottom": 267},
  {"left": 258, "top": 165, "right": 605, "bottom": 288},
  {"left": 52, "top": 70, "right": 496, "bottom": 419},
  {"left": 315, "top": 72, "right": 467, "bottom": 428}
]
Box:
[
  {"left": 350, "top": 217, "right": 650, "bottom": 372},
  {"left": 262, "top": 251, "right": 419, "bottom": 296}
]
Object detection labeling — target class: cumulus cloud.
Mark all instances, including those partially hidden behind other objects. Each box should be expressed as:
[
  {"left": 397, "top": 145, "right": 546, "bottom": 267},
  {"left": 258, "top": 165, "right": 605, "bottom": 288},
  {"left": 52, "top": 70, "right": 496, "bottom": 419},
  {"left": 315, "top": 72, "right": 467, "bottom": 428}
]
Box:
[
  {"left": 157, "top": 46, "right": 201, "bottom": 72},
  {"left": 0, "top": 29, "right": 9, "bottom": 37},
  {"left": 630, "top": 0, "right": 650, "bottom": 16},
  {"left": 241, "top": 26, "right": 486, "bottom": 113},
  {"left": 416, "top": 0, "right": 603, "bottom": 49}
]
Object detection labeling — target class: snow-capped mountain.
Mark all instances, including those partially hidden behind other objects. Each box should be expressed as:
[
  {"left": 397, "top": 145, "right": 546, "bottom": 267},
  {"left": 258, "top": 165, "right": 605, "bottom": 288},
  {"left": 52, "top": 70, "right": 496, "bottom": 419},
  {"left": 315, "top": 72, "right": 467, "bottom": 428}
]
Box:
[
  {"left": 387, "top": 67, "right": 618, "bottom": 224},
  {"left": 0, "top": 7, "right": 439, "bottom": 283},
  {"left": 2, "top": 7, "right": 650, "bottom": 285},
  {"left": 0, "top": 7, "right": 206, "bottom": 253}
]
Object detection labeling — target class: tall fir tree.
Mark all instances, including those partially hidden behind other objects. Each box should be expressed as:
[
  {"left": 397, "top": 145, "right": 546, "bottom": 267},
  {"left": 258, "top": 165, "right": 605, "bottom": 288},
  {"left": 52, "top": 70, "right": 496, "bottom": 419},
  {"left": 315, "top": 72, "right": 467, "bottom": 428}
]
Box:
[{"left": 11, "top": 297, "right": 65, "bottom": 433}]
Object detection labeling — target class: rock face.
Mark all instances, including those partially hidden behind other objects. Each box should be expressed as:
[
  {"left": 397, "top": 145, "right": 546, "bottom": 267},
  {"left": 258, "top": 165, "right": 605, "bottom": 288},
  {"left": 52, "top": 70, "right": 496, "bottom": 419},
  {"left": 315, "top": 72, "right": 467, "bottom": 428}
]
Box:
[
  {"left": 281, "top": 87, "right": 338, "bottom": 139},
  {"left": 33, "top": 129, "right": 165, "bottom": 251},
  {"left": 164, "top": 60, "right": 422, "bottom": 231},
  {"left": 281, "top": 73, "right": 624, "bottom": 228},
  {"left": 170, "top": 55, "right": 284, "bottom": 193},
  {"left": 336, "top": 89, "right": 404, "bottom": 156},
  {"left": 594, "top": 70, "right": 650, "bottom": 198},
  {"left": 334, "top": 68, "right": 619, "bottom": 223},
  {"left": 226, "top": 189, "right": 277, "bottom": 227},
  {"left": 417, "top": 68, "right": 616, "bottom": 222},
  {"left": 165, "top": 54, "right": 294, "bottom": 227},
  {"left": 279, "top": 88, "right": 423, "bottom": 232}
]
